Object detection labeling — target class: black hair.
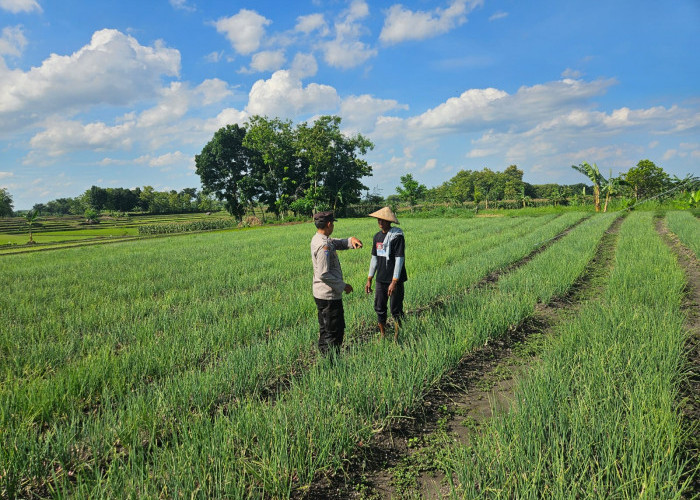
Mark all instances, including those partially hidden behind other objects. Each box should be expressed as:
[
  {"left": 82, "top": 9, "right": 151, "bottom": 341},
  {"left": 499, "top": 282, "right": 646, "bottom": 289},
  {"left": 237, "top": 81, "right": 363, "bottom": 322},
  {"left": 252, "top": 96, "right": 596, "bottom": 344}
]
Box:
[{"left": 314, "top": 220, "right": 329, "bottom": 229}]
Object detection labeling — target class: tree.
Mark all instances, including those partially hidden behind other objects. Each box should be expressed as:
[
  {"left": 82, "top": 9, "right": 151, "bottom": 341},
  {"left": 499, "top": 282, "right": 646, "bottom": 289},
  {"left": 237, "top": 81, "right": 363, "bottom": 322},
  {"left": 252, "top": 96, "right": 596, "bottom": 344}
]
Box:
[
  {"left": 195, "top": 123, "right": 253, "bottom": 220},
  {"left": 86, "top": 185, "right": 109, "bottom": 211},
  {"left": 601, "top": 170, "right": 626, "bottom": 213},
  {"left": 295, "top": 115, "right": 373, "bottom": 213},
  {"left": 623, "top": 159, "right": 670, "bottom": 201},
  {"left": 244, "top": 116, "right": 303, "bottom": 217},
  {"left": 0, "top": 187, "right": 13, "bottom": 216},
  {"left": 572, "top": 162, "right": 605, "bottom": 212},
  {"left": 396, "top": 173, "right": 427, "bottom": 210},
  {"left": 24, "top": 209, "right": 39, "bottom": 244}
]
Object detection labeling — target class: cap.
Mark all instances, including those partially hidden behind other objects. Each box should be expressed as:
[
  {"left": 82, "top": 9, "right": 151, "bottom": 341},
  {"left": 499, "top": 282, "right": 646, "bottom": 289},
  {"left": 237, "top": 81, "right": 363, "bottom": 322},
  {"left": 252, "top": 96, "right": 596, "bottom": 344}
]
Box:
[{"left": 313, "top": 210, "right": 336, "bottom": 224}]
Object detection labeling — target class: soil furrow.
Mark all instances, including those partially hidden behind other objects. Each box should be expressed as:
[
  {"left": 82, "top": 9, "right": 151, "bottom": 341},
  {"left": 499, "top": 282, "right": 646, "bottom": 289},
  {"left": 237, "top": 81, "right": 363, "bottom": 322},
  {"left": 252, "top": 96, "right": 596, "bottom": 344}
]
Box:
[{"left": 303, "top": 215, "right": 622, "bottom": 499}]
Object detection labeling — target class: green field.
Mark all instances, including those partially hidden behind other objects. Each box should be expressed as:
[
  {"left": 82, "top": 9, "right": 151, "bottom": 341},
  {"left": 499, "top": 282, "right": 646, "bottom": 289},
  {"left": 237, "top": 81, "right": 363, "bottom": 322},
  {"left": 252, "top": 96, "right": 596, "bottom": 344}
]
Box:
[
  {"left": 0, "top": 212, "right": 236, "bottom": 254},
  {"left": 0, "top": 211, "right": 697, "bottom": 498}
]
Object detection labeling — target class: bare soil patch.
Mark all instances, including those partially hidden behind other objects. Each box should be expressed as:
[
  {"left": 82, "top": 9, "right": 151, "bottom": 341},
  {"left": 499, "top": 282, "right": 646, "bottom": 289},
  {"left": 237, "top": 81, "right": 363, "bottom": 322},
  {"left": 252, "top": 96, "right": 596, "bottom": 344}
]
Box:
[{"left": 302, "top": 216, "right": 622, "bottom": 499}]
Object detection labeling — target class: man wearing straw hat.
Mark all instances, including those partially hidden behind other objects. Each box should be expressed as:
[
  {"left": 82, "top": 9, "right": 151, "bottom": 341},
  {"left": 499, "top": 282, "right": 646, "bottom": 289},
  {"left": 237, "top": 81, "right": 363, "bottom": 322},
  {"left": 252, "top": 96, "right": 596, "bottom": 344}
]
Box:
[
  {"left": 365, "top": 206, "right": 407, "bottom": 341},
  {"left": 311, "top": 210, "right": 363, "bottom": 355}
]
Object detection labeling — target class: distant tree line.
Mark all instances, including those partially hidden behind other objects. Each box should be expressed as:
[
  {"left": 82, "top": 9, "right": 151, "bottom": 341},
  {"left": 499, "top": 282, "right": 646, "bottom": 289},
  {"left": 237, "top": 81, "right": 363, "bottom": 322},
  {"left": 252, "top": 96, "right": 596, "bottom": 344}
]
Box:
[
  {"left": 30, "top": 186, "right": 223, "bottom": 216},
  {"left": 388, "top": 160, "right": 698, "bottom": 211},
  {"left": 195, "top": 115, "right": 373, "bottom": 221}
]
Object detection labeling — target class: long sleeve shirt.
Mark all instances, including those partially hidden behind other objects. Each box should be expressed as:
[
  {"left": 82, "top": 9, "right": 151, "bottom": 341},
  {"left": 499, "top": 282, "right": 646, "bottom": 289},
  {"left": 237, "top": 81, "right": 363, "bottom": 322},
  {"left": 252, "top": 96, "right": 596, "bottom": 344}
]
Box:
[{"left": 310, "top": 232, "right": 351, "bottom": 300}]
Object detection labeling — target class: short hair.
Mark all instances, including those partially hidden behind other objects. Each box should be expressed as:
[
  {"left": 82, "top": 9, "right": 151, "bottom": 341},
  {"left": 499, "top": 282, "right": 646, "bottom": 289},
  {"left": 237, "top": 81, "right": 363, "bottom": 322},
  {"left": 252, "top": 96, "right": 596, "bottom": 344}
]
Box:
[{"left": 315, "top": 220, "right": 329, "bottom": 229}]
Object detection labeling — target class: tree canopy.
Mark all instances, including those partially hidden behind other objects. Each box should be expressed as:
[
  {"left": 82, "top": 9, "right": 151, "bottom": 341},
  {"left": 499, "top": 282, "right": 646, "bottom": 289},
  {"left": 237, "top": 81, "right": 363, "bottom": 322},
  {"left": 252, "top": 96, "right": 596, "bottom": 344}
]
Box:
[
  {"left": 0, "top": 187, "right": 13, "bottom": 217},
  {"left": 195, "top": 115, "right": 374, "bottom": 219}
]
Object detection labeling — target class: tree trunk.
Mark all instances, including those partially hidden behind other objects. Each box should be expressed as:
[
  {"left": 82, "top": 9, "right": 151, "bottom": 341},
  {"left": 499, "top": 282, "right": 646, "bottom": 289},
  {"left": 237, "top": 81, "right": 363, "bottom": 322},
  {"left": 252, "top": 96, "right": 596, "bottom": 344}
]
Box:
[
  {"left": 603, "top": 193, "right": 610, "bottom": 213},
  {"left": 594, "top": 185, "right": 601, "bottom": 212}
]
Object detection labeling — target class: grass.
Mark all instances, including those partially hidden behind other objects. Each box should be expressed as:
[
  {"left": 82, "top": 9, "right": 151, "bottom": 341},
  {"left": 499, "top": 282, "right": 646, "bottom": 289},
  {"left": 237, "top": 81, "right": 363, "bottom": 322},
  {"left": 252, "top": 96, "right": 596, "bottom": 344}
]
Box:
[
  {"left": 445, "top": 211, "right": 690, "bottom": 498},
  {"left": 7, "top": 211, "right": 689, "bottom": 499}
]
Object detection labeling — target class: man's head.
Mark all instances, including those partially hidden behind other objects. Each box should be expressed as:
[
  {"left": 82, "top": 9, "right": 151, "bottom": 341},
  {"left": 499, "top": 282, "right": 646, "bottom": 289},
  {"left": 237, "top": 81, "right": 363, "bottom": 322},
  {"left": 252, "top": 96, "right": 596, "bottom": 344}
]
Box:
[
  {"left": 368, "top": 206, "right": 399, "bottom": 234},
  {"left": 313, "top": 211, "right": 336, "bottom": 234}
]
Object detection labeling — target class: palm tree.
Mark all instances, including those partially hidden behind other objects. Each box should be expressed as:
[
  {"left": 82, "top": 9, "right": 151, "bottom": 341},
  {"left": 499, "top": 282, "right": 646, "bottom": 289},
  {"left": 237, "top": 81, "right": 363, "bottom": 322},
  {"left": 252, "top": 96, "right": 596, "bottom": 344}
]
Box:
[{"left": 572, "top": 162, "right": 605, "bottom": 212}]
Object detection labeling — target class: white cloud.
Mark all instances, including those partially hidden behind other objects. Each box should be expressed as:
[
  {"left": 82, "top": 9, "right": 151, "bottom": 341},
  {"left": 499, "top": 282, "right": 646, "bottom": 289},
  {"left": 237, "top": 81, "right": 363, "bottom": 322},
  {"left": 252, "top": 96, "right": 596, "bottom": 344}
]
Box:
[
  {"left": 246, "top": 50, "right": 286, "bottom": 73},
  {"left": 0, "top": 0, "right": 41, "bottom": 13},
  {"left": 562, "top": 68, "right": 582, "bottom": 79},
  {"left": 339, "top": 94, "right": 407, "bottom": 133},
  {"left": 214, "top": 9, "right": 271, "bottom": 55},
  {"left": 204, "top": 51, "right": 224, "bottom": 63},
  {"left": 290, "top": 52, "right": 318, "bottom": 79},
  {"left": 0, "top": 171, "right": 14, "bottom": 179},
  {"left": 0, "top": 25, "right": 27, "bottom": 57},
  {"left": 489, "top": 11, "right": 508, "bottom": 21},
  {"left": 295, "top": 13, "right": 329, "bottom": 35},
  {"left": 29, "top": 119, "right": 134, "bottom": 157},
  {"left": 169, "top": 0, "right": 195, "bottom": 12},
  {"left": 380, "top": 0, "right": 482, "bottom": 45},
  {"left": 422, "top": 158, "right": 437, "bottom": 171},
  {"left": 321, "top": 0, "right": 377, "bottom": 69},
  {"left": 26, "top": 78, "right": 233, "bottom": 158},
  {"left": 246, "top": 70, "right": 339, "bottom": 118},
  {"left": 0, "top": 29, "right": 180, "bottom": 133}
]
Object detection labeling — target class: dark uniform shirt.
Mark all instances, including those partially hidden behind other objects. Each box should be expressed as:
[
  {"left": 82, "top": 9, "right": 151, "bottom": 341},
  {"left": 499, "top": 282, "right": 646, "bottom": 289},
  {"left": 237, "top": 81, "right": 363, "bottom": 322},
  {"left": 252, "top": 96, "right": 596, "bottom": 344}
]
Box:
[{"left": 371, "top": 230, "right": 408, "bottom": 283}]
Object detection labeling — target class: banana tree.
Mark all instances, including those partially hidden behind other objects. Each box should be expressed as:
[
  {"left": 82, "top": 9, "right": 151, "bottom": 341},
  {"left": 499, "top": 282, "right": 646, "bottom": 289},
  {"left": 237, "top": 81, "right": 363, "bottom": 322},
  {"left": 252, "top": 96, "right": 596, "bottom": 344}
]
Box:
[
  {"left": 572, "top": 162, "right": 605, "bottom": 212},
  {"left": 25, "top": 209, "right": 39, "bottom": 244},
  {"left": 601, "top": 169, "right": 626, "bottom": 213}
]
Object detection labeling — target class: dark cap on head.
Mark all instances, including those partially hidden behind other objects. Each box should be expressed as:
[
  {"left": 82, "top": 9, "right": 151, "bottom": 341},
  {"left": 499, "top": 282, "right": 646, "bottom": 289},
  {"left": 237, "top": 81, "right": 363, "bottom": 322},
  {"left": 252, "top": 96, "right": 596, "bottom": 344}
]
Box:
[{"left": 313, "top": 211, "right": 336, "bottom": 224}]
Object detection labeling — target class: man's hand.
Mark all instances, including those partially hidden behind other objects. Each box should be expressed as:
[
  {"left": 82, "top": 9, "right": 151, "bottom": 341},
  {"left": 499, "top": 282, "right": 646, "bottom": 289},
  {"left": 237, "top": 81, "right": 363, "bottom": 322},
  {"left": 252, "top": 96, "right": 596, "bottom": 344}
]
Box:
[
  {"left": 344, "top": 283, "right": 353, "bottom": 294},
  {"left": 349, "top": 237, "right": 363, "bottom": 249},
  {"left": 365, "top": 278, "right": 373, "bottom": 294},
  {"left": 388, "top": 279, "right": 398, "bottom": 296}
]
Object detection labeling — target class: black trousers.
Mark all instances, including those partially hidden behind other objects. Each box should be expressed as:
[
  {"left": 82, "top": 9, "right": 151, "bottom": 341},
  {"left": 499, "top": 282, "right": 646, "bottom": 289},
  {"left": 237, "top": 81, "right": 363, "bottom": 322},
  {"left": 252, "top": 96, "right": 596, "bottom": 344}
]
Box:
[
  {"left": 314, "top": 297, "right": 345, "bottom": 354},
  {"left": 374, "top": 280, "right": 405, "bottom": 324}
]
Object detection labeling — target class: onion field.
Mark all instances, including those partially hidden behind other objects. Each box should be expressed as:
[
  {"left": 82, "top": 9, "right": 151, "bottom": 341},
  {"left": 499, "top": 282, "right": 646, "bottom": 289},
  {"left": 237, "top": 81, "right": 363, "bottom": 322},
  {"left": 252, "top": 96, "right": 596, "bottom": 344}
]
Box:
[{"left": 0, "top": 211, "right": 697, "bottom": 498}]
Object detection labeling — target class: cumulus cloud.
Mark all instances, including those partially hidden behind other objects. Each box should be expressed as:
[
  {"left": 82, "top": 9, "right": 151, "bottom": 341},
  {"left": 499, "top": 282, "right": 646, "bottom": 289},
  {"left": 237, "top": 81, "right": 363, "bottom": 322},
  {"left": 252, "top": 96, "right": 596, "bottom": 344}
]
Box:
[
  {"left": 214, "top": 9, "right": 271, "bottom": 55},
  {"left": 295, "top": 13, "right": 329, "bottom": 35},
  {"left": 246, "top": 50, "right": 286, "bottom": 73},
  {"left": 0, "top": 25, "right": 27, "bottom": 57},
  {"left": 246, "top": 69, "right": 339, "bottom": 118},
  {"left": 380, "top": 0, "right": 482, "bottom": 45},
  {"left": 321, "top": 0, "right": 377, "bottom": 69},
  {"left": 0, "top": 0, "right": 41, "bottom": 13},
  {"left": 339, "top": 94, "right": 407, "bottom": 133},
  {"left": 290, "top": 52, "right": 318, "bottom": 79},
  {"left": 27, "top": 78, "right": 232, "bottom": 158},
  {"left": 0, "top": 29, "right": 180, "bottom": 133}
]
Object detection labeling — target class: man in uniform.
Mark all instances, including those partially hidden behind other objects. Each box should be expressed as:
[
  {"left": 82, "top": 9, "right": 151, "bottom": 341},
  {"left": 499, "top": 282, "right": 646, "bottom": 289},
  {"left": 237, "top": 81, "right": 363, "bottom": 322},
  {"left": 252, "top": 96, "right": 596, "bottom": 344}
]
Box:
[
  {"left": 310, "top": 211, "right": 363, "bottom": 355},
  {"left": 364, "top": 207, "right": 407, "bottom": 341}
]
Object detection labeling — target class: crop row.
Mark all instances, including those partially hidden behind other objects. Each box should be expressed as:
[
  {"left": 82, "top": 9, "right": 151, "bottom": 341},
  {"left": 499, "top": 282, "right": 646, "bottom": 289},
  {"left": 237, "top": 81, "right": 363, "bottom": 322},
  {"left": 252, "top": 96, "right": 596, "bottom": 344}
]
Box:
[
  {"left": 1, "top": 212, "right": 617, "bottom": 497},
  {"left": 666, "top": 210, "right": 700, "bottom": 257},
  {"left": 0, "top": 213, "right": 590, "bottom": 497},
  {"left": 446, "top": 211, "right": 690, "bottom": 497},
  {"left": 136, "top": 218, "right": 238, "bottom": 234}
]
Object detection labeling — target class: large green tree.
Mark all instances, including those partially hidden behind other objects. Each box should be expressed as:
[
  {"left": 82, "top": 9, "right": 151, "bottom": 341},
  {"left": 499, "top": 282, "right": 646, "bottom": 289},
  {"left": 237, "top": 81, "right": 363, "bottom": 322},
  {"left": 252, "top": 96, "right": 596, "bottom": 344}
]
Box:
[
  {"left": 623, "top": 159, "right": 670, "bottom": 200},
  {"left": 195, "top": 123, "right": 254, "bottom": 220},
  {"left": 295, "top": 115, "right": 374, "bottom": 212},
  {"left": 243, "top": 116, "right": 303, "bottom": 217},
  {"left": 0, "top": 187, "right": 13, "bottom": 216}
]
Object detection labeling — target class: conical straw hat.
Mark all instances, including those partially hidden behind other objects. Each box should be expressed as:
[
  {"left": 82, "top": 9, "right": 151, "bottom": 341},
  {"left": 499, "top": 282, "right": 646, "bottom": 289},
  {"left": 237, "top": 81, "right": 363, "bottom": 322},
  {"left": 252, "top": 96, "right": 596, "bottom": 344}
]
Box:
[{"left": 368, "top": 206, "right": 399, "bottom": 224}]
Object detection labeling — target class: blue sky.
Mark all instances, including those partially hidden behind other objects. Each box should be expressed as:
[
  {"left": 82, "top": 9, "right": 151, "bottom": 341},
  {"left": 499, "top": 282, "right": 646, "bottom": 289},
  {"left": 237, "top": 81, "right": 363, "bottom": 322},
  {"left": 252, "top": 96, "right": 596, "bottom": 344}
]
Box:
[{"left": 1, "top": 0, "right": 698, "bottom": 210}]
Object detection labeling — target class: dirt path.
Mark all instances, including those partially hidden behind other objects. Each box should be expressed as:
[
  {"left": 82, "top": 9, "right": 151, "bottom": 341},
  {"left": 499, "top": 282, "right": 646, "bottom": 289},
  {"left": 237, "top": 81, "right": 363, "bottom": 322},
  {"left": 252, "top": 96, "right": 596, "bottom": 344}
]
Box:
[
  {"left": 655, "top": 217, "right": 700, "bottom": 497},
  {"left": 304, "top": 216, "right": 623, "bottom": 499}
]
